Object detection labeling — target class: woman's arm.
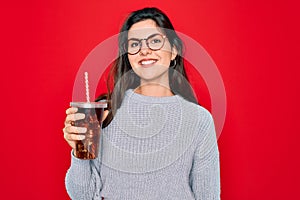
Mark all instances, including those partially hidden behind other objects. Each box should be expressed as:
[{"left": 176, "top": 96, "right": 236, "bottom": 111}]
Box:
[
  {"left": 189, "top": 121, "right": 221, "bottom": 200},
  {"left": 63, "top": 106, "right": 108, "bottom": 199},
  {"left": 65, "top": 151, "right": 102, "bottom": 200}
]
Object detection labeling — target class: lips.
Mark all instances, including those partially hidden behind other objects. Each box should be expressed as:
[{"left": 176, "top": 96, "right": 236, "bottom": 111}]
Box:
[{"left": 138, "top": 59, "right": 158, "bottom": 66}]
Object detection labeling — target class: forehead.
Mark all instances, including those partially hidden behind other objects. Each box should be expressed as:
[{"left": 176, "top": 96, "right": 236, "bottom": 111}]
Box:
[{"left": 128, "top": 19, "right": 163, "bottom": 38}]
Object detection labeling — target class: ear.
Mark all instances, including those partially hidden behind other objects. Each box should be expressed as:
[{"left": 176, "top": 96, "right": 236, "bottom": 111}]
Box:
[{"left": 171, "top": 45, "right": 178, "bottom": 60}]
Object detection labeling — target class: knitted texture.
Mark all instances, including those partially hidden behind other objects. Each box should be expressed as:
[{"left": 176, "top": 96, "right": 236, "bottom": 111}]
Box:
[{"left": 65, "top": 90, "right": 220, "bottom": 200}]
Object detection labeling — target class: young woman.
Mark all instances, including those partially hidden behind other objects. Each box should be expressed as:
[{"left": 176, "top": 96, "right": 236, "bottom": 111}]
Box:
[{"left": 63, "top": 7, "right": 220, "bottom": 200}]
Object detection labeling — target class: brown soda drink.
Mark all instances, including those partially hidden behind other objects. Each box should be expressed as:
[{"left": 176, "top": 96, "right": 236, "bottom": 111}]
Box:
[{"left": 70, "top": 102, "right": 107, "bottom": 159}]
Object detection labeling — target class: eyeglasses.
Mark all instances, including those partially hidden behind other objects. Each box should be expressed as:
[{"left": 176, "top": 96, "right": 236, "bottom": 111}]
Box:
[{"left": 125, "top": 33, "right": 166, "bottom": 55}]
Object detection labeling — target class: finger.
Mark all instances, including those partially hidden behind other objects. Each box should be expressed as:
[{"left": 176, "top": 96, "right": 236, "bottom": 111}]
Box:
[
  {"left": 65, "top": 113, "right": 85, "bottom": 125},
  {"left": 66, "top": 107, "right": 78, "bottom": 115},
  {"left": 67, "top": 141, "right": 76, "bottom": 150},
  {"left": 64, "top": 132, "right": 86, "bottom": 141},
  {"left": 64, "top": 126, "right": 87, "bottom": 134},
  {"left": 102, "top": 110, "right": 109, "bottom": 122}
]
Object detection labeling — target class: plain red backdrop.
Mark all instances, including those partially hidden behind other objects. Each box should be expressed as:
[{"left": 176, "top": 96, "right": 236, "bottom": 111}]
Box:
[{"left": 1, "top": 0, "right": 300, "bottom": 199}]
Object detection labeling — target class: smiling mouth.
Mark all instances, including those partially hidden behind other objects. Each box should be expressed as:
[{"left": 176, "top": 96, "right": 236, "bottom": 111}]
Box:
[{"left": 139, "top": 59, "right": 158, "bottom": 66}]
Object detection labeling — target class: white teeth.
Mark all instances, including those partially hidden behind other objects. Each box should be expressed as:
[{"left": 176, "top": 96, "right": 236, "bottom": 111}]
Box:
[{"left": 141, "top": 60, "right": 156, "bottom": 65}]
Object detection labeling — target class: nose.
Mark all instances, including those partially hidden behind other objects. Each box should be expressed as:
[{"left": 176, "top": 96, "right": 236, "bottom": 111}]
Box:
[{"left": 139, "top": 40, "right": 151, "bottom": 55}]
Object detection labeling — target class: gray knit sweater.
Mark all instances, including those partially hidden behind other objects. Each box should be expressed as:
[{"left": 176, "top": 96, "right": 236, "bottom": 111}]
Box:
[{"left": 65, "top": 89, "right": 220, "bottom": 200}]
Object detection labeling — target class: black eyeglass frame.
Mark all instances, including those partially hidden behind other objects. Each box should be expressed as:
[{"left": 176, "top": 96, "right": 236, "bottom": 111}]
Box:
[{"left": 124, "top": 33, "right": 167, "bottom": 55}]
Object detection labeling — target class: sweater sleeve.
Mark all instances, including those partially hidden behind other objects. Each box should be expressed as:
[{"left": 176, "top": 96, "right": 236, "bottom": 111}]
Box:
[
  {"left": 65, "top": 150, "right": 102, "bottom": 200},
  {"left": 189, "top": 119, "right": 221, "bottom": 200}
]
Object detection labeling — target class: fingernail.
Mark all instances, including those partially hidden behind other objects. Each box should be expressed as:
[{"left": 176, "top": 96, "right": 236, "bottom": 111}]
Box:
[
  {"left": 78, "top": 135, "right": 85, "bottom": 140},
  {"left": 77, "top": 127, "right": 87, "bottom": 132},
  {"left": 77, "top": 113, "right": 85, "bottom": 119}
]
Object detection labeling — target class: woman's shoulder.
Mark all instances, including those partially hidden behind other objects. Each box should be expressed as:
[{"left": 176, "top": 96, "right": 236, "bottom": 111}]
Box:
[
  {"left": 179, "top": 97, "right": 217, "bottom": 150},
  {"left": 178, "top": 96, "right": 214, "bottom": 133},
  {"left": 179, "top": 96, "right": 213, "bottom": 119}
]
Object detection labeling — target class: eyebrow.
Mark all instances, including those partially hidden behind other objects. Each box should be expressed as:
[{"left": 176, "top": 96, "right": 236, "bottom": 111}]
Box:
[{"left": 128, "top": 33, "right": 162, "bottom": 41}]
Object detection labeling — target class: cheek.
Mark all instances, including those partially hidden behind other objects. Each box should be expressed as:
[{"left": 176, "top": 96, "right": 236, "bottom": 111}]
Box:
[
  {"left": 127, "top": 56, "right": 137, "bottom": 68},
  {"left": 160, "top": 51, "right": 172, "bottom": 63}
]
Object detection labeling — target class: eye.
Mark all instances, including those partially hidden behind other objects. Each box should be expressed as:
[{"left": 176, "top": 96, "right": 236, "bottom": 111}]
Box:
[
  {"left": 150, "top": 38, "right": 162, "bottom": 44},
  {"left": 130, "top": 42, "right": 139, "bottom": 48},
  {"left": 128, "top": 40, "right": 140, "bottom": 48},
  {"left": 148, "top": 34, "right": 164, "bottom": 45}
]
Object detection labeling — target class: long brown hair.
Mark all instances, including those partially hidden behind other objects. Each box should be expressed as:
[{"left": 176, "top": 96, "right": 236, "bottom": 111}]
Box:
[{"left": 96, "top": 7, "right": 197, "bottom": 128}]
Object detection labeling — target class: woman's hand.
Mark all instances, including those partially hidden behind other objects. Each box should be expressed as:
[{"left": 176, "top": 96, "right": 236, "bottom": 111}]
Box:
[{"left": 62, "top": 107, "right": 109, "bottom": 150}]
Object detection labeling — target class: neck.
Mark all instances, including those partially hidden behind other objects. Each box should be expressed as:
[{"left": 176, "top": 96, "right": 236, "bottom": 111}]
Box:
[{"left": 135, "top": 82, "right": 173, "bottom": 97}]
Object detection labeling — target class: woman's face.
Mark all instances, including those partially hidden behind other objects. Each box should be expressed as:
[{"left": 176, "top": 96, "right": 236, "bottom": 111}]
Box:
[{"left": 127, "top": 19, "right": 177, "bottom": 85}]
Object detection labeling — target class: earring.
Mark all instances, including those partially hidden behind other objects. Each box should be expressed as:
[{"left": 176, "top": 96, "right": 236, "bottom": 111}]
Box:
[{"left": 170, "top": 60, "right": 177, "bottom": 68}]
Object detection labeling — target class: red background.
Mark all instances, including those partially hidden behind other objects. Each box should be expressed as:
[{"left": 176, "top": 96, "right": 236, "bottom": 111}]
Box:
[{"left": 1, "top": 0, "right": 300, "bottom": 199}]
